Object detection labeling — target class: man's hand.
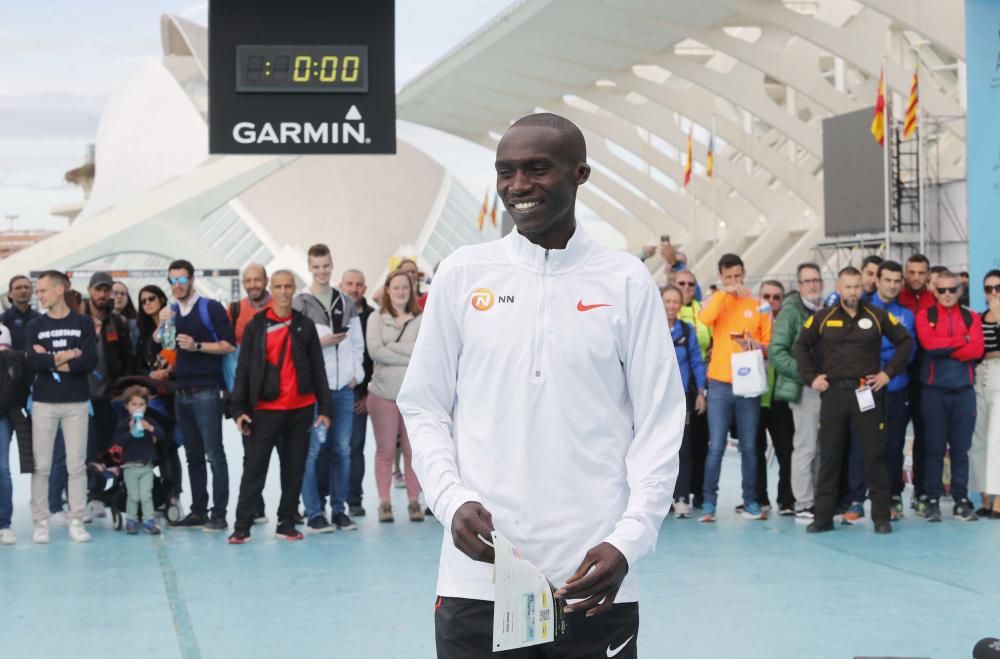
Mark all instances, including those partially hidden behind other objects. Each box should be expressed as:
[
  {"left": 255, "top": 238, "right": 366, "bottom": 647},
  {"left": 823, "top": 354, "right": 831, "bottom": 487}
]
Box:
[
  {"left": 658, "top": 242, "right": 677, "bottom": 266},
  {"left": 93, "top": 317, "right": 103, "bottom": 334},
  {"left": 56, "top": 363, "right": 70, "bottom": 373},
  {"left": 451, "top": 502, "right": 496, "bottom": 564},
  {"left": 235, "top": 414, "right": 252, "bottom": 436},
  {"left": 737, "top": 337, "right": 761, "bottom": 352},
  {"left": 314, "top": 415, "right": 331, "bottom": 430},
  {"left": 33, "top": 344, "right": 47, "bottom": 354},
  {"left": 866, "top": 371, "right": 891, "bottom": 392},
  {"left": 329, "top": 332, "right": 348, "bottom": 346},
  {"left": 694, "top": 394, "right": 707, "bottom": 415},
  {"left": 556, "top": 543, "right": 629, "bottom": 618},
  {"left": 176, "top": 334, "right": 196, "bottom": 351},
  {"left": 811, "top": 374, "right": 829, "bottom": 392},
  {"left": 150, "top": 368, "right": 171, "bottom": 381},
  {"left": 353, "top": 393, "right": 367, "bottom": 415}
]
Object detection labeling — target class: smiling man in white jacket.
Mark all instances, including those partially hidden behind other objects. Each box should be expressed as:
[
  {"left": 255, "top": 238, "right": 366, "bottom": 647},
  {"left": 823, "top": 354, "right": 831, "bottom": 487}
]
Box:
[{"left": 397, "top": 113, "right": 685, "bottom": 659}]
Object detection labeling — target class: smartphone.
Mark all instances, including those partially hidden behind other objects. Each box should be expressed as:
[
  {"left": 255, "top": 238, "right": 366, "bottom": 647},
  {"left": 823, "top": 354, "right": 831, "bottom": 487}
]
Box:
[
  {"left": 660, "top": 235, "right": 671, "bottom": 243},
  {"left": 240, "top": 419, "right": 253, "bottom": 436}
]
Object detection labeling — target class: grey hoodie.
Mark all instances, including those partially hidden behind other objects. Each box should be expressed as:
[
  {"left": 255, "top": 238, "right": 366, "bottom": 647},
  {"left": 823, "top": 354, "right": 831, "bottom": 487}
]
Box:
[{"left": 293, "top": 285, "right": 364, "bottom": 390}]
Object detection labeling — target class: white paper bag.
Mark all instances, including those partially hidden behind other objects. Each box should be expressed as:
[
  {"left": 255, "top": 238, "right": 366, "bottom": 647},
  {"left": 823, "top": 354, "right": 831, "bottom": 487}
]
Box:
[{"left": 731, "top": 349, "right": 768, "bottom": 398}]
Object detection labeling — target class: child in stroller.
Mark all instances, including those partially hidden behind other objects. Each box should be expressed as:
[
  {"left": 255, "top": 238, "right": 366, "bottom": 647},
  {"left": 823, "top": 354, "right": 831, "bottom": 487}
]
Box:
[{"left": 89, "top": 382, "right": 182, "bottom": 530}]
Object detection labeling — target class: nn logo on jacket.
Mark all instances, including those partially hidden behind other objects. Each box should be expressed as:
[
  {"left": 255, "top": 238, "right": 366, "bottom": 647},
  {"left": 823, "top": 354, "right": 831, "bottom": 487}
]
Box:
[{"left": 470, "top": 288, "right": 514, "bottom": 312}]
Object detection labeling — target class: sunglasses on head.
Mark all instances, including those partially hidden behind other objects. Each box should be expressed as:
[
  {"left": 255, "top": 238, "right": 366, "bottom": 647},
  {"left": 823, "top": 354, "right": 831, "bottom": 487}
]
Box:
[
  {"left": 985, "top": 285, "right": 1000, "bottom": 294},
  {"left": 140, "top": 296, "right": 159, "bottom": 305},
  {"left": 168, "top": 276, "right": 190, "bottom": 286},
  {"left": 937, "top": 286, "right": 958, "bottom": 294}
]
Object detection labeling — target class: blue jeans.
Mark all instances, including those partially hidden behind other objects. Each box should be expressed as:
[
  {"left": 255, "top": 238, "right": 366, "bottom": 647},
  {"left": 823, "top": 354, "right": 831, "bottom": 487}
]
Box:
[
  {"left": 703, "top": 380, "right": 761, "bottom": 507},
  {"left": 348, "top": 389, "right": 368, "bottom": 506},
  {"left": 301, "top": 386, "right": 355, "bottom": 520},
  {"left": 175, "top": 388, "right": 228, "bottom": 519},
  {"left": 0, "top": 417, "right": 12, "bottom": 528}
]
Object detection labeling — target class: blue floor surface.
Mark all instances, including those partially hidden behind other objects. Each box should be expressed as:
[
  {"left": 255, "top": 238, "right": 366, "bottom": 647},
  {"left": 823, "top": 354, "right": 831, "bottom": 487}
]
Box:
[{"left": 2, "top": 424, "right": 998, "bottom": 658}]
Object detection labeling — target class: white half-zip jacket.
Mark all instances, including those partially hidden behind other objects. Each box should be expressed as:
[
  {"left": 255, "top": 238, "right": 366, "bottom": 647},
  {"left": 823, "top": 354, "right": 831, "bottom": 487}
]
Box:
[{"left": 397, "top": 225, "right": 685, "bottom": 602}]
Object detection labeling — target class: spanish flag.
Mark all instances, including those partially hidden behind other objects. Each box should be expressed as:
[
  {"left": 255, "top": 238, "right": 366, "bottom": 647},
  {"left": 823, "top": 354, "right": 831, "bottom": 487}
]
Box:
[
  {"left": 683, "top": 128, "right": 693, "bottom": 187},
  {"left": 903, "top": 64, "right": 918, "bottom": 140},
  {"left": 871, "top": 67, "right": 886, "bottom": 146},
  {"left": 489, "top": 193, "right": 498, "bottom": 227},
  {"left": 476, "top": 189, "right": 488, "bottom": 230},
  {"left": 706, "top": 129, "right": 715, "bottom": 179}
]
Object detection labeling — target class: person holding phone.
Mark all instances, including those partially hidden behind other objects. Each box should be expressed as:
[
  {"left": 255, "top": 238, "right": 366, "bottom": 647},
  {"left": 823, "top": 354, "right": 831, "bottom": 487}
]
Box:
[
  {"left": 229, "top": 270, "right": 332, "bottom": 544},
  {"left": 293, "top": 244, "right": 365, "bottom": 533}
]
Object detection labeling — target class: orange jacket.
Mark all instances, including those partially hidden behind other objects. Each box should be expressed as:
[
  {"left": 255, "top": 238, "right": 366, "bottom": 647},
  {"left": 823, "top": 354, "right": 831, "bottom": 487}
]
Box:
[{"left": 698, "top": 292, "right": 772, "bottom": 383}]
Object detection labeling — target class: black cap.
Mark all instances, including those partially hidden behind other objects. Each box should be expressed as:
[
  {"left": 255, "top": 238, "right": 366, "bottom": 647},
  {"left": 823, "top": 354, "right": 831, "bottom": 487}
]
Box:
[{"left": 88, "top": 272, "right": 114, "bottom": 289}]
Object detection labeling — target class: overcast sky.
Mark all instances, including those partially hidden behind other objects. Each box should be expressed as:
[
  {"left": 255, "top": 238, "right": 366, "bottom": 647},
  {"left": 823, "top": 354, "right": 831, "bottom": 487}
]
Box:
[{"left": 0, "top": 0, "right": 514, "bottom": 231}]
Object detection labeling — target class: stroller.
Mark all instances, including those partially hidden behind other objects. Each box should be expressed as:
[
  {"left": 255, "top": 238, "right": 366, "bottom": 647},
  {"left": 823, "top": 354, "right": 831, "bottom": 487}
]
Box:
[{"left": 90, "top": 376, "right": 183, "bottom": 530}]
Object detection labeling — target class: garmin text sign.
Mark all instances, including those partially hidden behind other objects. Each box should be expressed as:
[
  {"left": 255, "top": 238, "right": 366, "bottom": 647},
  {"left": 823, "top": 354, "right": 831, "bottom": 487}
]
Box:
[{"left": 209, "top": 1, "right": 395, "bottom": 155}]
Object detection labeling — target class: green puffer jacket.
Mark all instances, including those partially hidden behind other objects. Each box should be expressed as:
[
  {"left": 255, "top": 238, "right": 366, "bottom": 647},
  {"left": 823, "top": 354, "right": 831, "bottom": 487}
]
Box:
[{"left": 770, "top": 291, "right": 811, "bottom": 403}]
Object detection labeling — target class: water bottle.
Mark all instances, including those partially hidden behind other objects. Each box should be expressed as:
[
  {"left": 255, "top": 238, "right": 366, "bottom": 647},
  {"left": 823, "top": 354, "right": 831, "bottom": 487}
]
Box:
[
  {"left": 131, "top": 410, "right": 145, "bottom": 438},
  {"left": 162, "top": 314, "right": 176, "bottom": 350},
  {"left": 314, "top": 423, "right": 327, "bottom": 445}
]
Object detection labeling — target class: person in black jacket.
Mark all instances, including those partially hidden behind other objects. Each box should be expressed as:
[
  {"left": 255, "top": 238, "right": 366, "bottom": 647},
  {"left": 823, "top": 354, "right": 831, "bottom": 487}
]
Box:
[{"left": 228, "top": 270, "right": 332, "bottom": 543}]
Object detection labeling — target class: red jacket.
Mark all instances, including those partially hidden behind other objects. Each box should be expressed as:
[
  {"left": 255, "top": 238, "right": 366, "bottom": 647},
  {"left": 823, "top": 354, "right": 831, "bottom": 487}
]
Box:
[
  {"left": 915, "top": 303, "right": 984, "bottom": 388},
  {"left": 899, "top": 286, "right": 935, "bottom": 317}
]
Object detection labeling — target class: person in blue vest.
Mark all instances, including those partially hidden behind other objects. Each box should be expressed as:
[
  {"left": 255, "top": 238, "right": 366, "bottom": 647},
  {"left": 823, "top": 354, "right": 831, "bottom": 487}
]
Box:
[
  {"left": 661, "top": 284, "right": 707, "bottom": 519},
  {"left": 156, "top": 260, "right": 237, "bottom": 532},
  {"left": 844, "top": 261, "right": 916, "bottom": 522}
]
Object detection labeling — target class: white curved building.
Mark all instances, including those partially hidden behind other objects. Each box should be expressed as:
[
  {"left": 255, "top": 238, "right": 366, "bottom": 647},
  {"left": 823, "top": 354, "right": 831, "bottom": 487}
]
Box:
[
  {"left": 2, "top": 1, "right": 968, "bottom": 294},
  {"left": 0, "top": 15, "right": 486, "bottom": 299},
  {"left": 398, "top": 0, "right": 967, "bottom": 282}
]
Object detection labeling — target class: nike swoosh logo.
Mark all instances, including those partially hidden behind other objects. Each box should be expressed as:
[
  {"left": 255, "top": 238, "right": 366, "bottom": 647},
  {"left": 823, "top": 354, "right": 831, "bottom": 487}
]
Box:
[
  {"left": 578, "top": 299, "right": 612, "bottom": 312},
  {"left": 607, "top": 634, "right": 635, "bottom": 657}
]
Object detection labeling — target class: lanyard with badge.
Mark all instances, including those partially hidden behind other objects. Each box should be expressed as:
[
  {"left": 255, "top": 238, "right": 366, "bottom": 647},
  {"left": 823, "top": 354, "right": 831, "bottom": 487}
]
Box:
[{"left": 855, "top": 378, "right": 875, "bottom": 412}]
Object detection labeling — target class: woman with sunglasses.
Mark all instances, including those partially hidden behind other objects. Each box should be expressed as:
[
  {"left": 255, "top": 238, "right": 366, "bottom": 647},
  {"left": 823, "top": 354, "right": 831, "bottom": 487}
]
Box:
[
  {"left": 972, "top": 270, "right": 1000, "bottom": 519},
  {"left": 112, "top": 281, "right": 139, "bottom": 349}
]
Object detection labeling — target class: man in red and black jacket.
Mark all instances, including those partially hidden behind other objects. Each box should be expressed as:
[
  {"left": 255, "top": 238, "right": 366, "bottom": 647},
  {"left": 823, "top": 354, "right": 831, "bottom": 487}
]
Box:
[
  {"left": 899, "top": 254, "right": 936, "bottom": 507},
  {"left": 228, "top": 270, "right": 331, "bottom": 543},
  {"left": 915, "top": 271, "right": 985, "bottom": 522}
]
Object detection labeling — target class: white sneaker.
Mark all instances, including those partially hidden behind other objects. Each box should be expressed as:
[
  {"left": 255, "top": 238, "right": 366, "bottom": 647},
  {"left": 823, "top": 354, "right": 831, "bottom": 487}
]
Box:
[
  {"left": 49, "top": 511, "right": 69, "bottom": 526},
  {"left": 69, "top": 519, "right": 92, "bottom": 543},
  {"left": 0, "top": 528, "right": 15, "bottom": 545},
  {"left": 88, "top": 500, "right": 107, "bottom": 518},
  {"left": 33, "top": 521, "right": 50, "bottom": 544},
  {"left": 673, "top": 500, "right": 692, "bottom": 518}
]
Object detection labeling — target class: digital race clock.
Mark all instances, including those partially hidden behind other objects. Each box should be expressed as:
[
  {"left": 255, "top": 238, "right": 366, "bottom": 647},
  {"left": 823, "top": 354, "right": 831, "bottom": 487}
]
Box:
[{"left": 236, "top": 45, "right": 369, "bottom": 93}]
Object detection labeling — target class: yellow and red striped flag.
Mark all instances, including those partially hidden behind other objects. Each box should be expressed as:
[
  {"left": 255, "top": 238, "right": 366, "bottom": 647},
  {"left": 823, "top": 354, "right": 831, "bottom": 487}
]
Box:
[
  {"left": 476, "top": 189, "right": 488, "bottom": 230},
  {"left": 871, "top": 67, "right": 886, "bottom": 146},
  {"left": 706, "top": 129, "right": 715, "bottom": 179},
  {"left": 683, "top": 129, "right": 693, "bottom": 186},
  {"left": 903, "top": 64, "right": 919, "bottom": 139},
  {"left": 489, "top": 193, "right": 498, "bottom": 227}
]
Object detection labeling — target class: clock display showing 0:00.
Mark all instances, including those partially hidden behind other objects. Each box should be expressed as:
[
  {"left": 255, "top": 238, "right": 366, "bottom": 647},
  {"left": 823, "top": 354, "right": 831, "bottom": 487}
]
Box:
[{"left": 236, "top": 45, "right": 369, "bottom": 93}]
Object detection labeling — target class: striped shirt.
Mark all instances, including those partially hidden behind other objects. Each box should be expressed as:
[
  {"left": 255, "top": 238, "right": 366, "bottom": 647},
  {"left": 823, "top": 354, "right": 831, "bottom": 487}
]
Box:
[{"left": 984, "top": 318, "right": 999, "bottom": 352}]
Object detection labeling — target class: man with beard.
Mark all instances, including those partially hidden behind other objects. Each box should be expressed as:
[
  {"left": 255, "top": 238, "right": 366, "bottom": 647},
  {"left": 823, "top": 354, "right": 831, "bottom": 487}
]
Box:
[
  {"left": 795, "top": 267, "right": 913, "bottom": 534},
  {"left": 83, "top": 272, "right": 134, "bottom": 511},
  {"left": 158, "top": 260, "right": 237, "bottom": 531}
]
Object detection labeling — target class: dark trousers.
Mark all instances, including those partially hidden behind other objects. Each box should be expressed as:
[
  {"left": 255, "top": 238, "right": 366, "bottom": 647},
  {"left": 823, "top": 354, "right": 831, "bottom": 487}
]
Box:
[
  {"left": 689, "top": 407, "right": 709, "bottom": 504},
  {"left": 234, "top": 406, "right": 313, "bottom": 533},
  {"left": 755, "top": 401, "right": 795, "bottom": 509},
  {"left": 241, "top": 434, "right": 273, "bottom": 517},
  {"left": 87, "top": 397, "right": 117, "bottom": 496},
  {"left": 815, "top": 387, "right": 891, "bottom": 524},
  {"left": 348, "top": 390, "right": 368, "bottom": 506},
  {"left": 672, "top": 391, "right": 695, "bottom": 502},
  {"left": 175, "top": 387, "right": 228, "bottom": 519},
  {"left": 435, "top": 597, "right": 639, "bottom": 659},
  {"left": 909, "top": 376, "right": 927, "bottom": 497},
  {"left": 922, "top": 386, "right": 976, "bottom": 501},
  {"left": 846, "top": 388, "right": 911, "bottom": 502}
]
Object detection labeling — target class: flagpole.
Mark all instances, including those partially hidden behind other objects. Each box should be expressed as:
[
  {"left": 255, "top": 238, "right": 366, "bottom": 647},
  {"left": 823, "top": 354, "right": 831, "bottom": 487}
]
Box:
[
  {"left": 881, "top": 56, "right": 892, "bottom": 257},
  {"left": 916, "top": 60, "right": 926, "bottom": 256}
]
